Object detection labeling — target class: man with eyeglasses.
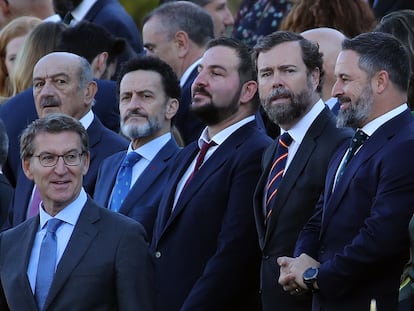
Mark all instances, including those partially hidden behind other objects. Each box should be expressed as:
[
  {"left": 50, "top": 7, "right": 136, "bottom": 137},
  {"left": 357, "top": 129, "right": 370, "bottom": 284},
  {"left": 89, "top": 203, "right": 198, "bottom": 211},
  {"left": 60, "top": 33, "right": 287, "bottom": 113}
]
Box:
[
  {"left": 0, "top": 113, "right": 154, "bottom": 310},
  {"left": 4, "top": 52, "right": 127, "bottom": 230}
]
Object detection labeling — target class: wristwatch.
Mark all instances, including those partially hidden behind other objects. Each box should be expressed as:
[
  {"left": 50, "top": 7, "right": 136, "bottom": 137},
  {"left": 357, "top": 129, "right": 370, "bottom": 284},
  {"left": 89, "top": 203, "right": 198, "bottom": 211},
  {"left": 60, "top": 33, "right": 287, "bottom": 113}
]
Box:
[{"left": 303, "top": 267, "right": 319, "bottom": 293}]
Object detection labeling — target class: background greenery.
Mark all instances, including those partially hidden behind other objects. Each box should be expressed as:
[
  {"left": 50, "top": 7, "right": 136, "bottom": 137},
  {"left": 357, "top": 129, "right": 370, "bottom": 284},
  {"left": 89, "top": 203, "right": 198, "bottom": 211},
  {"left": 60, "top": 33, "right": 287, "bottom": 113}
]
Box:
[{"left": 119, "top": 0, "right": 241, "bottom": 30}]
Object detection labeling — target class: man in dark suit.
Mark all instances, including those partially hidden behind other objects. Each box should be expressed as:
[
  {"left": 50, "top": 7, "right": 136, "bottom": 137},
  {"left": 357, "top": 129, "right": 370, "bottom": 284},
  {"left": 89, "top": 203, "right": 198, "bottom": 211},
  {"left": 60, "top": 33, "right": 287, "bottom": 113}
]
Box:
[
  {"left": 278, "top": 32, "right": 414, "bottom": 310},
  {"left": 252, "top": 31, "right": 353, "bottom": 311},
  {"left": 0, "top": 119, "right": 12, "bottom": 228},
  {"left": 143, "top": 1, "right": 214, "bottom": 144},
  {"left": 0, "top": 113, "right": 154, "bottom": 310},
  {"left": 94, "top": 56, "right": 181, "bottom": 240},
  {"left": 151, "top": 37, "right": 271, "bottom": 311},
  {"left": 5, "top": 52, "right": 127, "bottom": 229}
]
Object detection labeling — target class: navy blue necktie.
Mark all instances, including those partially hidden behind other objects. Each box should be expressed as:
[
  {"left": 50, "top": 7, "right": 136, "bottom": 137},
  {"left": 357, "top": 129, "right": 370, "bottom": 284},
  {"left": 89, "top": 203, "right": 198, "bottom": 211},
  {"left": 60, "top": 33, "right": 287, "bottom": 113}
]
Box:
[
  {"left": 35, "top": 218, "right": 62, "bottom": 310},
  {"left": 110, "top": 152, "right": 141, "bottom": 211},
  {"left": 265, "top": 132, "right": 293, "bottom": 221},
  {"left": 335, "top": 129, "right": 369, "bottom": 185}
]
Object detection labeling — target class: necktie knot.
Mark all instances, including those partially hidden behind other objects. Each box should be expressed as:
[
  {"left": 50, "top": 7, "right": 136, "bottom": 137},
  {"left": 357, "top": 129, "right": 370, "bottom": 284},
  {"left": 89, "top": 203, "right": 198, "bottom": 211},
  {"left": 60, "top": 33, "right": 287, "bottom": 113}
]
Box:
[
  {"left": 122, "top": 152, "right": 141, "bottom": 168},
  {"left": 45, "top": 218, "right": 62, "bottom": 234},
  {"left": 279, "top": 132, "right": 293, "bottom": 148},
  {"left": 349, "top": 129, "right": 368, "bottom": 153}
]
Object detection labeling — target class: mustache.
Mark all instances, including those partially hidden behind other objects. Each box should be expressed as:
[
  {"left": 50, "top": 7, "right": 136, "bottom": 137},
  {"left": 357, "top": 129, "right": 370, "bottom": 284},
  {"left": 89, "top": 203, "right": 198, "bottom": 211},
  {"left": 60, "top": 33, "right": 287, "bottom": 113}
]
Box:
[
  {"left": 123, "top": 110, "right": 148, "bottom": 122},
  {"left": 192, "top": 85, "right": 212, "bottom": 99},
  {"left": 337, "top": 95, "right": 351, "bottom": 105},
  {"left": 267, "top": 87, "right": 292, "bottom": 101},
  {"left": 40, "top": 97, "right": 60, "bottom": 108}
]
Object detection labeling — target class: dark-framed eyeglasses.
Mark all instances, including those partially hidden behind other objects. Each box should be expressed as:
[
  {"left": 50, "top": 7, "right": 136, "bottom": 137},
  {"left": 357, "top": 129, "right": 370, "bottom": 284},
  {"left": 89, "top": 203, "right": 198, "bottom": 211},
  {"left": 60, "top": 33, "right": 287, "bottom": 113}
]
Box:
[{"left": 32, "top": 151, "right": 85, "bottom": 167}]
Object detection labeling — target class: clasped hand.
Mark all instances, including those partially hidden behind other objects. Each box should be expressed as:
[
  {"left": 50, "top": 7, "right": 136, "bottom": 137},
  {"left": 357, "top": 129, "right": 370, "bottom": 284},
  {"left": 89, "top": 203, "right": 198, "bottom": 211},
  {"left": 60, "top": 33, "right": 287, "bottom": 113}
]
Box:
[{"left": 277, "top": 253, "right": 320, "bottom": 296}]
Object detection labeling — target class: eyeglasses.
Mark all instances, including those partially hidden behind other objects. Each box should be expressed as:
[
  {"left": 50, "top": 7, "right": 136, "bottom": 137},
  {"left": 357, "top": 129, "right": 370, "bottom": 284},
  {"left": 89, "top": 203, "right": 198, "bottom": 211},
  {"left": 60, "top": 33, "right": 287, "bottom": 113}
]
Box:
[{"left": 33, "top": 151, "right": 85, "bottom": 167}]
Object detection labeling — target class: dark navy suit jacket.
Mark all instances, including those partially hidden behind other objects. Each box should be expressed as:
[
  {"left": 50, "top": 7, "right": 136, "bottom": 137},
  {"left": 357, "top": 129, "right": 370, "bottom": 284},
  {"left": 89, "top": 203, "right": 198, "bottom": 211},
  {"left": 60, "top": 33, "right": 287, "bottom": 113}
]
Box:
[
  {"left": 176, "top": 66, "right": 205, "bottom": 145},
  {"left": 253, "top": 106, "right": 352, "bottom": 311},
  {"left": 94, "top": 138, "right": 180, "bottom": 240},
  {"left": 295, "top": 109, "right": 414, "bottom": 311},
  {"left": 5, "top": 116, "right": 128, "bottom": 229},
  {"left": 0, "top": 79, "right": 121, "bottom": 187},
  {"left": 151, "top": 120, "right": 271, "bottom": 311},
  {"left": 0, "top": 197, "right": 154, "bottom": 310}
]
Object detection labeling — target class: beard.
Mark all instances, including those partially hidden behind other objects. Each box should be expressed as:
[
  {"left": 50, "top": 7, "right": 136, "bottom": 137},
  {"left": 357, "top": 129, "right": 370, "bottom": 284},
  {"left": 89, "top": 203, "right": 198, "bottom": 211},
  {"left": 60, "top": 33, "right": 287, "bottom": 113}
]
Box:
[
  {"left": 191, "top": 85, "right": 241, "bottom": 125},
  {"left": 261, "top": 79, "right": 314, "bottom": 126},
  {"left": 336, "top": 85, "right": 373, "bottom": 128},
  {"left": 120, "top": 110, "right": 163, "bottom": 140}
]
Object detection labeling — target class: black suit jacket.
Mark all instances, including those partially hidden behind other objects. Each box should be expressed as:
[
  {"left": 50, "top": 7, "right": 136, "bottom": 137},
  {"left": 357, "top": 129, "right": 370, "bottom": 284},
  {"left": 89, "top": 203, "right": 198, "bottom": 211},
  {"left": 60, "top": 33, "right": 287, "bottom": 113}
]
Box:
[
  {"left": 0, "top": 79, "right": 121, "bottom": 187},
  {"left": 253, "top": 106, "right": 353, "bottom": 311},
  {"left": 0, "top": 174, "right": 13, "bottom": 228},
  {"left": 0, "top": 197, "right": 154, "bottom": 310}
]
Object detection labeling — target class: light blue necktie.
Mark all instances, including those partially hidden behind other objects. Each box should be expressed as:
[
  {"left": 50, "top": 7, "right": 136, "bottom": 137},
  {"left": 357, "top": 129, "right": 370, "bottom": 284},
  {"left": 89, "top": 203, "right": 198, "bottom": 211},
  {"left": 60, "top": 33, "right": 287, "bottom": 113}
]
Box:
[
  {"left": 110, "top": 152, "right": 141, "bottom": 211},
  {"left": 35, "top": 218, "right": 62, "bottom": 310}
]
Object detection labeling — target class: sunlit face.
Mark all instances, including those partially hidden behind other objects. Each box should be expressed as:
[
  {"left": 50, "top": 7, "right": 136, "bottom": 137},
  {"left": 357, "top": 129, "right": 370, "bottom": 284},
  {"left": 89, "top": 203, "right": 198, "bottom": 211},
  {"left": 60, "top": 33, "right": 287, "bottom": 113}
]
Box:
[
  {"left": 142, "top": 16, "right": 179, "bottom": 74},
  {"left": 191, "top": 45, "right": 242, "bottom": 125},
  {"left": 119, "top": 69, "right": 176, "bottom": 147},
  {"left": 332, "top": 50, "right": 373, "bottom": 128},
  {"left": 5, "top": 35, "right": 25, "bottom": 79},
  {"left": 32, "top": 53, "right": 92, "bottom": 119},
  {"left": 203, "top": 0, "right": 234, "bottom": 37},
  {"left": 257, "top": 41, "right": 318, "bottom": 128},
  {"left": 22, "top": 131, "right": 89, "bottom": 214}
]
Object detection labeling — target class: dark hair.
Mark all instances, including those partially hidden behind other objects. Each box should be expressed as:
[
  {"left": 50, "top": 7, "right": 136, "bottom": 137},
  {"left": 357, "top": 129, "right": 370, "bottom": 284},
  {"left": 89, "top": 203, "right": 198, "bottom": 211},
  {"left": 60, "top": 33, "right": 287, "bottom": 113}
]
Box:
[
  {"left": 254, "top": 31, "right": 324, "bottom": 93},
  {"left": 0, "top": 119, "right": 8, "bottom": 166},
  {"left": 117, "top": 56, "right": 181, "bottom": 101},
  {"left": 20, "top": 113, "right": 89, "bottom": 160},
  {"left": 375, "top": 9, "right": 414, "bottom": 107},
  {"left": 143, "top": 1, "right": 214, "bottom": 47},
  {"left": 56, "top": 21, "right": 126, "bottom": 65},
  {"left": 342, "top": 32, "right": 410, "bottom": 93}
]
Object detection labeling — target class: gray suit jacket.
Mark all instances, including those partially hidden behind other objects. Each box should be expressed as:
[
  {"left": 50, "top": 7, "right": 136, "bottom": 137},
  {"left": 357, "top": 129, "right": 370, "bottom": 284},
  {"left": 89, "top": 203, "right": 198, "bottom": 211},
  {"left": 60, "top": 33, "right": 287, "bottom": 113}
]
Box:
[{"left": 0, "top": 197, "right": 154, "bottom": 311}]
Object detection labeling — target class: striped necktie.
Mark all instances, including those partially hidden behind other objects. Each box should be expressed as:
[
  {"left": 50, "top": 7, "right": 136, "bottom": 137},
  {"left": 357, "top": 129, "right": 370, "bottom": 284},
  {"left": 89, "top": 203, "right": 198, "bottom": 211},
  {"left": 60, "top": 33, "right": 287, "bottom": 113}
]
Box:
[{"left": 265, "top": 132, "right": 293, "bottom": 221}]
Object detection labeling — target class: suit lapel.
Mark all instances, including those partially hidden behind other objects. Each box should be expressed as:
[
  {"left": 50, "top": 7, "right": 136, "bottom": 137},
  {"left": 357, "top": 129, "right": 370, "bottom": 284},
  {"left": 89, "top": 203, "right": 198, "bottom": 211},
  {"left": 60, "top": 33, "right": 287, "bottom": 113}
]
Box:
[
  {"left": 119, "top": 139, "right": 179, "bottom": 215},
  {"left": 321, "top": 109, "right": 413, "bottom": 234},
  {"left": 86, "top": 117, "right": 102, "bottom": 164},
  {"left": 45, "top": 200, "right": 99, "bottom": 309}
]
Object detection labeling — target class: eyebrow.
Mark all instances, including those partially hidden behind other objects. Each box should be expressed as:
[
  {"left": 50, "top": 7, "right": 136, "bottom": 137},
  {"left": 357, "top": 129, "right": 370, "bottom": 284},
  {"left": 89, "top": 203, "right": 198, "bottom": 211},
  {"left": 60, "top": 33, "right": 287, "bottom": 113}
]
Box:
[{"left": 33, "top": 72, "right": 71, "bottom": 82}]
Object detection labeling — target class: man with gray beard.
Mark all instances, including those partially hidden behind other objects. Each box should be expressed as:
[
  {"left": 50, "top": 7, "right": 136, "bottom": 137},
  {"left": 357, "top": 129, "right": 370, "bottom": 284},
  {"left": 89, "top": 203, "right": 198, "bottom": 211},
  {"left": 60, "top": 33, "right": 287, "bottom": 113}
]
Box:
[
  {"left": 252, "top": 31, "right": 353, "bottom": 311},
  {"left": 94, "top": 56, "right": 181, "bottom": 240},
  {"left": 279, "top": 31, "right": 414, "bottom": 311}
]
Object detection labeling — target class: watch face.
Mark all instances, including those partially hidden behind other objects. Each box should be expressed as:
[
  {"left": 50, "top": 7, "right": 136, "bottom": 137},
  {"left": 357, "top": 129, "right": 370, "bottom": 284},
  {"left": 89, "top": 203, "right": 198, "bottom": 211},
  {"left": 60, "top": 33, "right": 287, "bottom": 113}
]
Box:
[{"left": 303, "top": 267, "right": 318, "bottom": 281}]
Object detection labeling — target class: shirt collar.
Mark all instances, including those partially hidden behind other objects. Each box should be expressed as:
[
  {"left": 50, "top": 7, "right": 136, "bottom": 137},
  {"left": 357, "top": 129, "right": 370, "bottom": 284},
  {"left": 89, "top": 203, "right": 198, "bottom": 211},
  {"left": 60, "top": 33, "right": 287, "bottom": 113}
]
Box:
[
  {"left": 180, "top": 58, "right": 201, "bottom": 87},
  {"left": 78, "top": 110, "right": 94, "bottom": 130},
  {"left": 128, "top": 133, "right": 172, "bottom": 161},
  {"left": 71, "top": 0, "right": 97, "bottom": 23}
]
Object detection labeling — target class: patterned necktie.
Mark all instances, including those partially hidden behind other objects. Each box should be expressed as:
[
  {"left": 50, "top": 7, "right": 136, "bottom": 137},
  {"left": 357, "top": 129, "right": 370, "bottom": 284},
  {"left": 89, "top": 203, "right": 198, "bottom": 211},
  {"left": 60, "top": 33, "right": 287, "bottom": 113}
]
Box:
[
  {"left": 265, "top": 132, "right": 293, "bottom": 221},
  {"left": 335, "top": 129, "right": 369, "bottom": 185},
  {"left": 110, "top": 152, "right": 141, "bottom": 212},
  {"left": 35, "top": 218, "right": 63, "bottom": 311},
  {"left": 184, "top": 140, "right": 217, "bottom": 188}
]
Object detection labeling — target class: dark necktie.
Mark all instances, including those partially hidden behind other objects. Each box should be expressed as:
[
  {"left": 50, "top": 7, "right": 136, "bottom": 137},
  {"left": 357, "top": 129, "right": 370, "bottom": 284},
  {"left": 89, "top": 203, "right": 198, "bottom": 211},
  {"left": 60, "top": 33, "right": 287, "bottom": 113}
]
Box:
[
  {"left": 63, "top": 12, "right": 73, "bottom": 25},
  {"left": 184, "top": 140, "right": 217, "bottom": 188},
  {"left": 110, "top": 152, "right": 141, "bottom": 211},
  {"left": 35, "top": 218, "right": 63, "bottom": 310},
  {"left": 335, "top": 129, "right": 369, "bottom": 185},
  {"left": 265, "top": 132, "right": 293, "bottom": 221}
]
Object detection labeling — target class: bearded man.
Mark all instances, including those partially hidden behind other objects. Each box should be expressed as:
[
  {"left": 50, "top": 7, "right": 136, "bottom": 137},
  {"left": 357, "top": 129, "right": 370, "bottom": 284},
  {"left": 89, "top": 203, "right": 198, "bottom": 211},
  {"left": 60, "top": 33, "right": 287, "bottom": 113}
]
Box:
[
  {"left": 93, "top": 56, "right": 180, "bottom": 240},
  {"left": 252, "top": 31, "right": 352, "bottom": 311}
]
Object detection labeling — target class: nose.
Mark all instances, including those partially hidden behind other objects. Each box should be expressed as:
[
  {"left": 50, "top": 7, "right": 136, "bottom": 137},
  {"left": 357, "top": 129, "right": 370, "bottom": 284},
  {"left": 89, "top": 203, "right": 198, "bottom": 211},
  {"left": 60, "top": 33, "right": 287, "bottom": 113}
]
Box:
[
  {"left": 271, "top": 73, "right": 284, "bottom": 89},
  {"left": 39, "top": 80, "right": 56, "bottom": 96},
  {"left": 54, "top": 156, "right": 68, "bottom": 174},
  {"left": 192, "top": 70, "right": 206, "bottom": 88},
  {"left": 223, "top": 7, "right": 234, "bottom": 26},
  {"left": 331, "top": 79, "right": 343, "bottom": 98}
]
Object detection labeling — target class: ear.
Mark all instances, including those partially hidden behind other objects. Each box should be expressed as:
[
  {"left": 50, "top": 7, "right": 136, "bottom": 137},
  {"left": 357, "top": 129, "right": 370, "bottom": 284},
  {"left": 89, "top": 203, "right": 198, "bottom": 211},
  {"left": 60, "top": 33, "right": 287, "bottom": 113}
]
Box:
[
  {"left": 310, "top": 67, "right": 320, "bottom": 91},
  {"left": 22, "top": 158, "right": 34, "bottom": 181},
  {"left": 174, "top": 31, "right": 190, "bottom": 58},
  {"left": 373, "top": 70, "right": 389, "bottom": 94},
  {"left": 165, "top": 98, "right": 179, "bottom": 120},
  {"left": 84, "top": 80, "right": 98, "bottom": 106},
  {"left": 239, "top": 80, "right": 258, "bottom": 104},
  {"left": 91, "top": 52, "right": 109, "bottom": 79},
  {"left": 81, "top": 151, "right": 90, "bottom": 176}
]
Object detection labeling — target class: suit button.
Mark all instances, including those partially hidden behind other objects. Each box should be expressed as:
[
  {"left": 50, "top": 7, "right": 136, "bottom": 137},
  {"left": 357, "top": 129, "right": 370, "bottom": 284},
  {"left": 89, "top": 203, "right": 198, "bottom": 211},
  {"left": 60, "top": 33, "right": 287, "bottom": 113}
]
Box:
[{"left": 155, "top": 251, "right": 161, "bottom": 258}]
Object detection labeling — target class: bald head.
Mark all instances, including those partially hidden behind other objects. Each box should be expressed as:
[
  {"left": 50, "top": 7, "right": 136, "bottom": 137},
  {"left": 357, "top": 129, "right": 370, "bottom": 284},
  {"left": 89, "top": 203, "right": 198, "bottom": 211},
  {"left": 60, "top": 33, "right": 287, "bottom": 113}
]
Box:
[{"left": 301, "top": 28, "right": 346, "bottom": 102}]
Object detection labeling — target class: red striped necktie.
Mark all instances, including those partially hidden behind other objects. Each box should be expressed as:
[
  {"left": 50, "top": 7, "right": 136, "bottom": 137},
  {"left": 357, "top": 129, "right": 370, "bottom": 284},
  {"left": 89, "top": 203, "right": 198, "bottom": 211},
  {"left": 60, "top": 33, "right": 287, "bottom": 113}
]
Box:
[{"left": 265, "top": 132, "right": 293, "bottom": 222}]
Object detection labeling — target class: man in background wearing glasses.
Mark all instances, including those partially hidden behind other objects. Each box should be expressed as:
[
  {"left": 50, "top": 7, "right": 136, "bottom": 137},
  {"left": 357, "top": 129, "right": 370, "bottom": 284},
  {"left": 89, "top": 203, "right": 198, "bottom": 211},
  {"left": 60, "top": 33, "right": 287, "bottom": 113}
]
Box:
[
  {"left": 0, "top": 113, "right": 154, "bottom": 310},
  {"left": 4, "top": 52, "right": 127, "bottom": 229}
]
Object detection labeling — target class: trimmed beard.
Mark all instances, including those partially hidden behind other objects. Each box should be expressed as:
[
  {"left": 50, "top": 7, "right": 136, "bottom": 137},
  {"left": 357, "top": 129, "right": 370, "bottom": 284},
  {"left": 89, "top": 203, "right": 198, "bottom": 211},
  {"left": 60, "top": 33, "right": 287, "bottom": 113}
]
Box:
[
  {"left": 121, "top": 112, "right": 163, "bottom": 140},
  {"left": 336, "top": 84, "right": 373, "bottom": 128}
]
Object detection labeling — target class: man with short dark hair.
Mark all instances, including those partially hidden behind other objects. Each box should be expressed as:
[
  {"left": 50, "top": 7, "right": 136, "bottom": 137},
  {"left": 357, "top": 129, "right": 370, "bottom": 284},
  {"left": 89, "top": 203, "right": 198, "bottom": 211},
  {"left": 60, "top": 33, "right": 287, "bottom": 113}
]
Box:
[{"left": 0, "top": 113, "right": 154, "bottom": 310}]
